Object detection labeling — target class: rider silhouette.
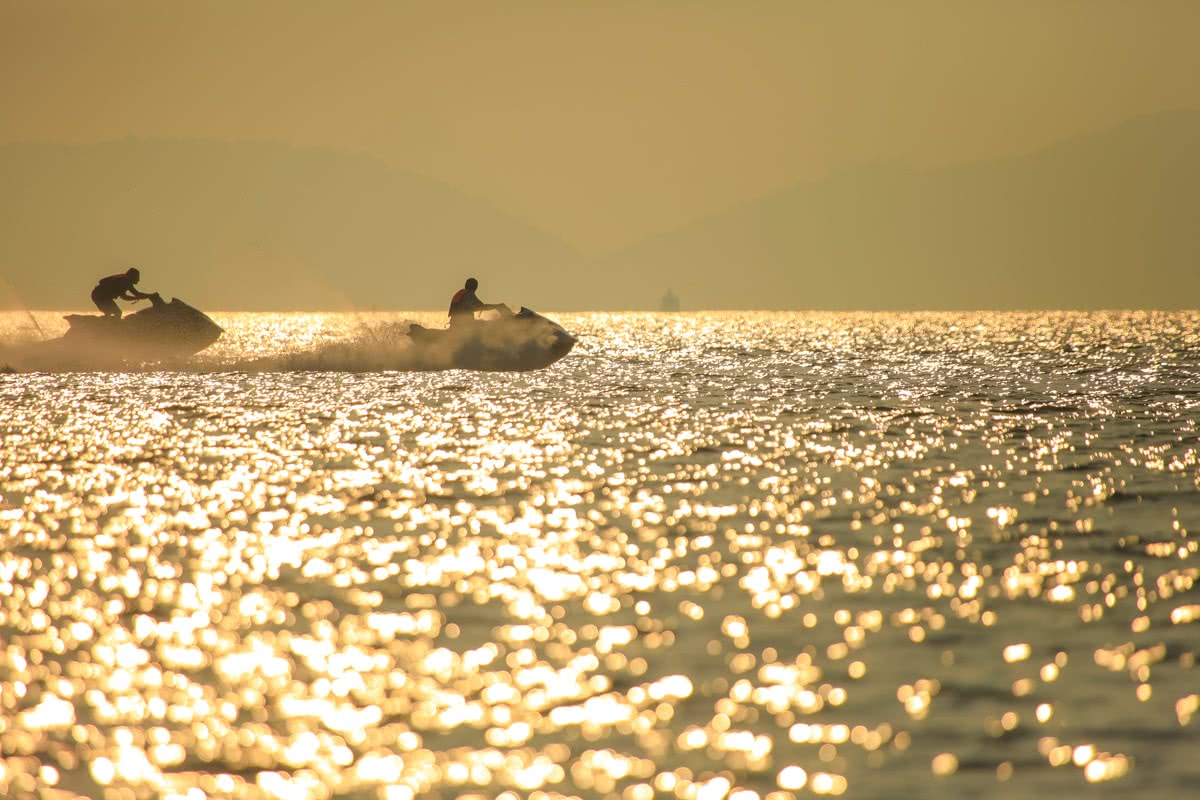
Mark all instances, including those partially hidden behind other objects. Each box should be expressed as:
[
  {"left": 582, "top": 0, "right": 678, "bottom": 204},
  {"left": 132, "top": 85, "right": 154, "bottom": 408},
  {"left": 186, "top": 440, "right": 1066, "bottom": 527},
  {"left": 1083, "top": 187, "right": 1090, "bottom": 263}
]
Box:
[
  {"left": 92, "top": 268, "right": 155, "bottom": 318},
  {"left": 447, "top": 278, "right": 507, "bottom": 327}
]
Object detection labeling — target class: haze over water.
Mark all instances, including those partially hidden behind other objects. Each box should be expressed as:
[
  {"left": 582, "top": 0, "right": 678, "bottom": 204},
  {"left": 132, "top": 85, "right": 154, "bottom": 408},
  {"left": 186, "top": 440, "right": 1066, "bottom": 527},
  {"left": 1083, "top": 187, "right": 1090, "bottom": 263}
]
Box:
[{"left": 1, "top": 310, "right": 1198, "bottom": 799}]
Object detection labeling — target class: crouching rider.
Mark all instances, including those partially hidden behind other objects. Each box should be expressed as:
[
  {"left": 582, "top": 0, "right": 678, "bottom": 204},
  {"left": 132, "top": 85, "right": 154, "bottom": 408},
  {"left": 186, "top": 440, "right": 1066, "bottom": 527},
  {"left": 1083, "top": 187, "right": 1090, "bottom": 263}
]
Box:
[{"left": 92, "top": 267, "right": 156, "bottom": 318}]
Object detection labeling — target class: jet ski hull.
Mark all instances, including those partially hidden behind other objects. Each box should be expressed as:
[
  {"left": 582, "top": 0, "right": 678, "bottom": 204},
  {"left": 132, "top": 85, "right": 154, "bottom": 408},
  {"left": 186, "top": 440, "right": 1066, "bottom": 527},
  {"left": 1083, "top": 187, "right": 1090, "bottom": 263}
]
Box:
[
  {"left": 2, "top": 296, "right": 222, "bottom": 371},
  {"left": 406, "top": 308, "right": 575, "bottom": 371}
]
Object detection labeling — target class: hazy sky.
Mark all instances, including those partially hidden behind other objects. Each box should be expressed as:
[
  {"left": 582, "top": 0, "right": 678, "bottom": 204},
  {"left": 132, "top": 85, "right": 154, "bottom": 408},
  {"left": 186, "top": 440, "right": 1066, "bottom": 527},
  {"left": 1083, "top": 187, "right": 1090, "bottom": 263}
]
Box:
[{"left": 5, "top": 0, "right": 1199, "bottom": 255}]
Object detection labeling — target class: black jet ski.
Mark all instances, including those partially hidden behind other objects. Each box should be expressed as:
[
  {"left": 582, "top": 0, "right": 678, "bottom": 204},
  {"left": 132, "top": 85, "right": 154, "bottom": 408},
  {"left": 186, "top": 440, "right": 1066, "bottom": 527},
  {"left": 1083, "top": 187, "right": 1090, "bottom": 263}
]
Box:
[
  {"left": 405, "top": 307, "right": 575, "bottom": 371},
  {"left": 2, "top": 294, "right": 222, "bottom": 371},
  {"left": 61, "top": 293, "right": 223, "bottom": 359}
]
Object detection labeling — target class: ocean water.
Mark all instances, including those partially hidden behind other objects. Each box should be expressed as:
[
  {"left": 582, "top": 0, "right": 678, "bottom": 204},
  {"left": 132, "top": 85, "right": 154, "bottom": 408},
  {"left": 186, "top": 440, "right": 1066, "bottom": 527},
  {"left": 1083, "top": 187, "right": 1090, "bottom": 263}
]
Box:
[{"left": 1, "top": 310, "right": 1198, "bottom": 800}]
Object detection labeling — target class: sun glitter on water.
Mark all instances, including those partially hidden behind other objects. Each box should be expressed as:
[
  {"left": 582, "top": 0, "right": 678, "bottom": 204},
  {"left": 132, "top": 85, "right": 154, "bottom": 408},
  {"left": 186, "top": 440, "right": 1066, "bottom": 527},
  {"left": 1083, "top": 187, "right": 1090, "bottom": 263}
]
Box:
[{"left": 1, "top": 310, "right": 1198, "bottom": 799}]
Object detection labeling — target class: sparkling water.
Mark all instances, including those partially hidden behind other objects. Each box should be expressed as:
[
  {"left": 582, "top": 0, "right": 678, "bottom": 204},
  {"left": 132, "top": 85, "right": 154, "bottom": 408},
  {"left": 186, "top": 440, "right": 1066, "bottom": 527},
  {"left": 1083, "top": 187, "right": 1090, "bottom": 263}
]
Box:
[{"left": 1, "top": 310, "right": 1197, "bottom": 799}]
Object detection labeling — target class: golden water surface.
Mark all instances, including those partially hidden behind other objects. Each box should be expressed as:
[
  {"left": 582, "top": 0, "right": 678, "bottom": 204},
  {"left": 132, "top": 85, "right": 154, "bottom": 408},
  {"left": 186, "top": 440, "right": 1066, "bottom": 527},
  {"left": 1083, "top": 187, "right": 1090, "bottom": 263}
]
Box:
[{"left": 1, "top": 311, "right": 1198, "bottom": 799}]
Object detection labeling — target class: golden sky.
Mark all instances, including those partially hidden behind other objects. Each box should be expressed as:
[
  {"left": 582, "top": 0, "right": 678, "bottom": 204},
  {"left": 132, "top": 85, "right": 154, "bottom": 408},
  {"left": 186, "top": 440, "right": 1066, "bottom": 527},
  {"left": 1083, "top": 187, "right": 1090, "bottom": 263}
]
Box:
[{"left": 5, "top": 0, "right": 1199, "bottom": 255}]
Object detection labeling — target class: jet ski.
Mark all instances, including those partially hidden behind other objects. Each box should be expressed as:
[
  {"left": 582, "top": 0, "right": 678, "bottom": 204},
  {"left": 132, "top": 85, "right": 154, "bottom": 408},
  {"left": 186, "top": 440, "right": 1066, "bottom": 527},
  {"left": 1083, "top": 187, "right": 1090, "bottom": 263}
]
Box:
[
  {"left": 405, "top": 307, "right": 575, "bottom": 371},
  {"left": 1, "top": 294, "right": 223, "bottom": 371},
  {"left": 61, "top": 293, "right": 223, "bottom": 358}
]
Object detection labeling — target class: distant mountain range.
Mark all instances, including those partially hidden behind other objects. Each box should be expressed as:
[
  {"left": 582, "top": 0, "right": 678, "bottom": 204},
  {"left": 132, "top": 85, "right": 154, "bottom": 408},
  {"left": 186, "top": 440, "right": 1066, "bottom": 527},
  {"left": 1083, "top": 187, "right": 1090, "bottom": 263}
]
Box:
[
  {"left": 0, "top": 140, "right": 579, "bottom": 310},
  {"left": 2, "top": 108, "right": 1198, "bottom": 310},
  {"left": 592, "top": 107, "right": 1200, "bottom": 310}
]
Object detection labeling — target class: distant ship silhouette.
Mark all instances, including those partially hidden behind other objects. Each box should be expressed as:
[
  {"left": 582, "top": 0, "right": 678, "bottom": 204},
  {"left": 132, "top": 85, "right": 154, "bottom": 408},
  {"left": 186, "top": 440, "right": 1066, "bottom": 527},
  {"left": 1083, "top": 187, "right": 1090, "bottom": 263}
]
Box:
[{"left": 659, "top": 289, "right": 681, "bottom": 312}]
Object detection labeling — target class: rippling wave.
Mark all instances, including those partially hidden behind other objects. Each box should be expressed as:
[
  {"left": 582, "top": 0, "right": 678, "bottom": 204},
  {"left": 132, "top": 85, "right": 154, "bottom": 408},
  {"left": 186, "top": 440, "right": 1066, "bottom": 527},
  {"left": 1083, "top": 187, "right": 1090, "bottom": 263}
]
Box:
[{"left": 1, "top": 311, "right": 1198, "bottom": 799}]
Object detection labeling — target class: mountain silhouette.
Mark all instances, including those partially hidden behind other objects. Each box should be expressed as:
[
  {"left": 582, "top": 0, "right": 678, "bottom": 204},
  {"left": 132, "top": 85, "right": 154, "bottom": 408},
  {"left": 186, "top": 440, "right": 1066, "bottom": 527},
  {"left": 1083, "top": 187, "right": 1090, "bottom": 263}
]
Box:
[
  {"left": 0, "top": 140, "right": 580, "bottom": 310},
  {"left": 3, "top": 109, "right": 1198, "bottom": 311},
  {"left": 591, "top": 108, "right": 1200, "bottom": 310}
]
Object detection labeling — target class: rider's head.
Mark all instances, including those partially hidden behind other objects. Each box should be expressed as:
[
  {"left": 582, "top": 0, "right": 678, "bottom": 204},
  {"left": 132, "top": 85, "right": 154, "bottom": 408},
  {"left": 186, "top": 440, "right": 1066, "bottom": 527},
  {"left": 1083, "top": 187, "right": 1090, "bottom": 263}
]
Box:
[
  {"left": 126, "top": 267, "right": 141, "bottom": 283},
  {"left": 465, "top": 277, "right": 479, "bottom": 291}
]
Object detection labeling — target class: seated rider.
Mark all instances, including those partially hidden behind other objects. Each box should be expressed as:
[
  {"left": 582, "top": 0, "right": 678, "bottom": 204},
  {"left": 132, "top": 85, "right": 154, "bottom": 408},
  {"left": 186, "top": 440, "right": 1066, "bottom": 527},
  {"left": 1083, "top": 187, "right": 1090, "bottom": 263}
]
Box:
[
  {"left": 447, "top": 277, "right": 507, "bottom": 327},
  {"left": 92, "top": 267, "right": 155, "bottom": 318}
]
